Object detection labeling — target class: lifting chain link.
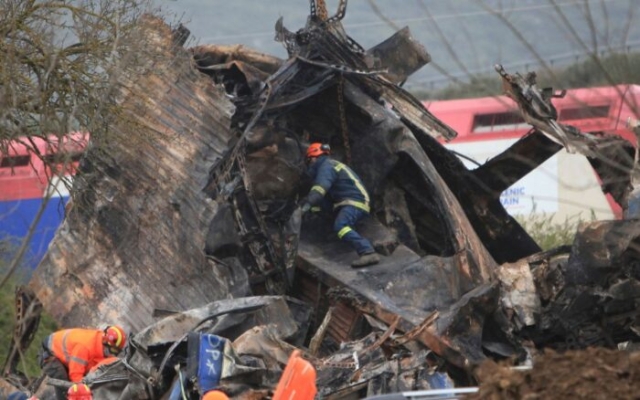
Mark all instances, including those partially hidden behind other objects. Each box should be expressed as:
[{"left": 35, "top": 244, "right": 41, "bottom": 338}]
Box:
[{"left": 337, "top": 74, "right": 351, "bottom": 164}]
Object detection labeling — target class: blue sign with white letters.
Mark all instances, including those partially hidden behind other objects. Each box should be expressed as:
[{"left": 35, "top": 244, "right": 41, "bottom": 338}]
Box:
[{"left": 197, "top": 334, "right": 226, "bottom": 393}]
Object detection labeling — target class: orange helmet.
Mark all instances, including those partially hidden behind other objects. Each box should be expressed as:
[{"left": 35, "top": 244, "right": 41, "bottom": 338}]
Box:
[
  {"left": 202, "top": 390, "right": 229, "bottom": 400},
  {"left": 67, "top": 383, "right": 92, "bottom": 400},
  {"left": 306, "top": 143, "right": 330, "bottom": 159},
  {"left": 103, "top": 325, "right": 127, "bottom": 354}
]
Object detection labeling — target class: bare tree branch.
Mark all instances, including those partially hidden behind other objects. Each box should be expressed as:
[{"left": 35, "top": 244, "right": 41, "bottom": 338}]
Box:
[
  {"left": 367, "top": 0, "right": 472, "bottom": 88},
  {"left": 416, "top": 0, "right": 472, "bottom": 77},
  {"left": 474, "top": 0, "right": 558, "bottom": 84},
  {"left": 365, "top": 0, "right": 400, "bottom": 31},
  {"left": 0, "top": 0, "right": 163, "bottom": 291},
  {"left": 581, "top": 0, "right": 599, "bottom": 52},
  {"left": 547, "top": 0, "right": 618, "bottom": 89}
]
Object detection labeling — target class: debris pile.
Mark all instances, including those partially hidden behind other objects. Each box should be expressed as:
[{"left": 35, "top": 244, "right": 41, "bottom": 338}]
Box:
[
  {"left": 471, "top": 347, "right": 640, "bottom": 400},
  {"left": 1, "top": 0, "right": 639, "bottom": 398}
]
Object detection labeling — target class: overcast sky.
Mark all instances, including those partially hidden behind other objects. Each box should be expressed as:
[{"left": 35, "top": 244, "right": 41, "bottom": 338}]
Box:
[{"left": 152, "top": 0, "right": 640, "bottom": 89}]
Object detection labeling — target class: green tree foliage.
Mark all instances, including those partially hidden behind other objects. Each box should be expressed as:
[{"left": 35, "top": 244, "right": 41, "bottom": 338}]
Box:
[{"left": 557, "top": 52, "right": 640, "bottom": 89}]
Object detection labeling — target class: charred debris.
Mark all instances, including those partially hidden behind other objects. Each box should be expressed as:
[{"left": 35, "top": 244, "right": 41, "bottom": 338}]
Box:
[{"left": 3, "top": 1, "right": 640, "bottom": 398}]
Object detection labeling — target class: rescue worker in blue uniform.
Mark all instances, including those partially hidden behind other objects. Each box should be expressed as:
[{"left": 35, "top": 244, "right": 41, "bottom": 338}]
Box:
[{"left": 300, "top": 143, "right": 380, "bottom": 268}]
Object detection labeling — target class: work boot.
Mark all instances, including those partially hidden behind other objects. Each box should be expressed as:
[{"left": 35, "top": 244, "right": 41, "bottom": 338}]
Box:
[{"left": 351, "top": 252, "right": 380, "bottom": 268}]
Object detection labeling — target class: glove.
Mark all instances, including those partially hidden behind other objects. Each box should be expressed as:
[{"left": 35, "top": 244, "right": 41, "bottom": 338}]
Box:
[{"left": 300, "top": 203, "right": 311, "bottom": 213}]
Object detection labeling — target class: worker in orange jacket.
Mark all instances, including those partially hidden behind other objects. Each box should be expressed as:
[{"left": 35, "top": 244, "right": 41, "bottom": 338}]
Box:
[{"left": 38, "top": 326, "right": 127, "bottom": 399}]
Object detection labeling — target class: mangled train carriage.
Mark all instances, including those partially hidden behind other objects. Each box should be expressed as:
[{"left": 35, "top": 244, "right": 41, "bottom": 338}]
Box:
[{"left": 4, "top": 0, "right": 640, "bottom": 398}]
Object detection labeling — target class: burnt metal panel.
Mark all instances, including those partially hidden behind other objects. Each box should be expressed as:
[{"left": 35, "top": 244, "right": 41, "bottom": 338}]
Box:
[
  {"left": 29, "top": 20, "right": 239, "bottom": 331},
  {"left": 366, "top": 27, "right": 431, "bottom": 85},
  {"left": 326, "top": 301, "right": 360, "bottom": 344},
  {"left": 473, "top": 130, "right": 563, "bottom": 195},
  {"left": 296, "top": 230, "right": 496, "bottom": 367}
]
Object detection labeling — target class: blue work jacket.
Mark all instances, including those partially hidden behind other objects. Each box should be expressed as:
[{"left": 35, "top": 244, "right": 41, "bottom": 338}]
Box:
[{"left": 306, "top": 156, "right": 370, "bottom": 212}]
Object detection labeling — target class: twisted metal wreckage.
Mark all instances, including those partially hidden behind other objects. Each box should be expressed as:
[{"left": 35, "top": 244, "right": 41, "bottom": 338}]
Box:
[{"left": 3, "top": 0, "right": 640, "bottom": 398}]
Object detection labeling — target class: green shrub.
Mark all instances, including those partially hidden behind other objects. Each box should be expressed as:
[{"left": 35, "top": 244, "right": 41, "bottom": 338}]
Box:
[
  {"left": 0, "top": 242, "right": 59, "bottom": 379},
  {"left": 515, "top": 210, "right": 595, "bottom": 251}
]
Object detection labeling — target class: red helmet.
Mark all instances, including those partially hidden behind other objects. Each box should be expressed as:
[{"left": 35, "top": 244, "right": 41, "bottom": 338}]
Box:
[
  {"left": 202, "top": 390, "right": 229, "bottom": 400},
  {"left": 103, "top": 325, "right": 127, "bottom": 353},
  {"left": 306, "top": 143, "right": 330, "bottom": 159},
  {"left": 67, "top": 383, "right": 92, "bottom": 400}
]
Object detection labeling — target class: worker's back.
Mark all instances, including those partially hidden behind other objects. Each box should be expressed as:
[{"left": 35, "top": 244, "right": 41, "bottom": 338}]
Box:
[
  {"left": 46, "top": 329, "right": 104, "bottom": 381},
  {"left": 309, "top": 156, "right": 369, "bottom": 209}
]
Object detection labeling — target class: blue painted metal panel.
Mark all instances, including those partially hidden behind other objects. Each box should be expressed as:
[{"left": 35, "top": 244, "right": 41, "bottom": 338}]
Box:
[
  {"left": 197, "top": 334, "right": 226, "bottom": 393},
  {"left": 0, "top": 196, "right": 68, "bottom": 270}
]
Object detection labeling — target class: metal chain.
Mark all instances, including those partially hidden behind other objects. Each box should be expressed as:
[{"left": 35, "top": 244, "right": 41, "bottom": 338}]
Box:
[
  {"left": 317, "top": 359, "right": 357, "bottom": 370},
  {"left": 337, "top": 74, "right": 351, "bottom": 164}
]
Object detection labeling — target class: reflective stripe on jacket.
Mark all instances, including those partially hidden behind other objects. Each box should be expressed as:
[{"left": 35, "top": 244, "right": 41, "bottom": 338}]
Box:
[
  {"left": 307, "top": 156, "right": 370, "bottom": 212},
  {"left": 45, "top": 329, "right": 105, "bottom": 382}
]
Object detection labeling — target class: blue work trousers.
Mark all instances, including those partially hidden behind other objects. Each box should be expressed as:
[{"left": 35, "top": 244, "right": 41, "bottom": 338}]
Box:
[{"left": 333, "top": 206, "right": 375, "bottom": 255}]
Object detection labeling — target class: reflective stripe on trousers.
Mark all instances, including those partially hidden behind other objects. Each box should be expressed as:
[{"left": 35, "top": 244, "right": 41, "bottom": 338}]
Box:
[{"left": 333, "top": 205, "right": 374, "bottom": 255}]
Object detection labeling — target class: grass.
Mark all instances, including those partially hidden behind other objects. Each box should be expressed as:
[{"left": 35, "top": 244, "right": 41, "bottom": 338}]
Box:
[
  {"left": 0, "top": 242, "right": 59, "bottom": 379},
  {"left": 515, "top": 210, "right": 595, "bottom": 251}
]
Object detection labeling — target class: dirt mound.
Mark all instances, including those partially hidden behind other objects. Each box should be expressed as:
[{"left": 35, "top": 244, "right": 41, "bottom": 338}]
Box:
[{"left": 470, "top": 347, "right": 640, "bottom": 400}]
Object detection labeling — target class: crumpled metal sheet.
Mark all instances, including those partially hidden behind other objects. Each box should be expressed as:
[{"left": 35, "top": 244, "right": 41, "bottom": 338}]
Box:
[
  {"left": 29, "top": 18, "right": 240, "bottom": 332},
  {"left": 315, "top": 332, "right": 387, "bottom": 397},
  {"left": 134, "top": 296, "right": 306, "bottom": 350},
  {"left": 495, "top": 65, "right": 634, "bottom": 209},
  {"left": 81, "top": 360, "right": 148, "bottom": 400},
  {"left": 519, "top": 219, "right": 640, "bottom": 351},
  {"left": 314, "top": 331, "right": 453, "bottom": 398},
  {"left": 232, "top": 325, "right": 300, "bottom": 376},
  {"left": 566, "top": 220, "right": 640, "bottom": 285},
  {"left": 366, "top": 27, "right": 431, "bottom": 85}
]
